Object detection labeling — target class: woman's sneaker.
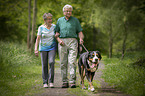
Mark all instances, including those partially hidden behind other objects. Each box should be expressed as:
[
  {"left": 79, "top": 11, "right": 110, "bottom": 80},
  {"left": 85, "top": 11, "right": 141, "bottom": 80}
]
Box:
[
  {"left": 49, "top": 83, "right": 54, "bottom": 88},
  {"left": 43, "top": 84, "right": 48, "bottom": 88}
]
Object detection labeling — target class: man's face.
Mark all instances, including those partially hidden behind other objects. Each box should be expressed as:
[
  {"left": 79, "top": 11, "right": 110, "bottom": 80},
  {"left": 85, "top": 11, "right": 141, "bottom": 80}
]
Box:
[{"left": 63, "top": 8, "right": 72, "bottom": 18}]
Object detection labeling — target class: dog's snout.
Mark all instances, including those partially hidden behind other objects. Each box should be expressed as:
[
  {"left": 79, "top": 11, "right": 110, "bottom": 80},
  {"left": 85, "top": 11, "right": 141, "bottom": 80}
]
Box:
[
  {"left": 92, "top": 57, "right": 98, "bottom": 63},
  {"left": 95, "top": 59, "right": 98, "bottom": 62}
]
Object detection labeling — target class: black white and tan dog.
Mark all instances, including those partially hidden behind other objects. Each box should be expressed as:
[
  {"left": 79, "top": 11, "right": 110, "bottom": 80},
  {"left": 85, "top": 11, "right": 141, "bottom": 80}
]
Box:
[{"left": 78, "top": 51, "right": 102, "bottom": 91}]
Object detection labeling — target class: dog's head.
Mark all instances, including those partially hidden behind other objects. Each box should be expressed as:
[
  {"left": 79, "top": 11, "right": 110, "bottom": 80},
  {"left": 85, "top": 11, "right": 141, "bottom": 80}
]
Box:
[{"left": 87, "top": 51, "right": 102, "bottom": 72}]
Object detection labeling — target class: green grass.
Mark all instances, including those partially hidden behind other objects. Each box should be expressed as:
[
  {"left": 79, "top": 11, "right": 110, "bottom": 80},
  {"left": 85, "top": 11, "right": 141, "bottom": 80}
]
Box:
[
  {"left": 0, "top": 41, "right": 89, "bottom": 96},
  {"left": 1, "top": 41, "right": 145, "bottom": 96},
  {"left": 102, "top": 52, "right": 145, "bottom": 96},
  {"left": 0, "top": 41, "right": 43, "bottom": 96}
]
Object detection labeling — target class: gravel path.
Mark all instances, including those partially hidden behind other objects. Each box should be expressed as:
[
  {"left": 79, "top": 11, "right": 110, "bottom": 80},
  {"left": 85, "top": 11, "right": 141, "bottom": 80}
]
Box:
[{"left": 34, "top": 61, "right": 131, "bottom": 96}]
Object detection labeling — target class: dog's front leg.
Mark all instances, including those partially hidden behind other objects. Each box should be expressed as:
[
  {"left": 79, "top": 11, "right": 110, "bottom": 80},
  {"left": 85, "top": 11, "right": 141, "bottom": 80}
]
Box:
[
  {"left": 88, "top": 73, "right": 95, "bottom": 92},
  {"left": 85, "top": 71, "right": 94, "bottom": 91},
  {"left": 81, "top": 66, "right": 86, "bottom": 89}
]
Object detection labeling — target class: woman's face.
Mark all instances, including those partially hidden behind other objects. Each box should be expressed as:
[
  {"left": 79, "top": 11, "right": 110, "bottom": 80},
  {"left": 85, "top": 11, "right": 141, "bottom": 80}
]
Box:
[
  {"left": 63, "top": 8, "right": 72, "bottom": 19},
  {"left": 47, "top": 17, "right": 52, "bottom": 23},
  {"left": 45, "top": 16, "right": 52, "bottom": 25}
]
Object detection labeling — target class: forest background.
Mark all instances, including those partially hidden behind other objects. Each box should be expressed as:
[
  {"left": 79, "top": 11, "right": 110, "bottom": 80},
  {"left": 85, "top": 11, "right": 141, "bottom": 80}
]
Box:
[
  {"left": 0, "top": 0, "right": 145, "bottom": 58},
  {"left": 0, "top": 0, "right": 145, "bottom": 96}
]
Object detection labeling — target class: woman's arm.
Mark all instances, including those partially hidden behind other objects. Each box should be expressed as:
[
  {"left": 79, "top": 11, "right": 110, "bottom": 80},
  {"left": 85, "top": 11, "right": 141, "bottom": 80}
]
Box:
[
  {"left": 34, "top": 35, "right": 41, "bottom": 57},
  {"left": 55, "top": 32, "right": 65, "bottom": 46}
]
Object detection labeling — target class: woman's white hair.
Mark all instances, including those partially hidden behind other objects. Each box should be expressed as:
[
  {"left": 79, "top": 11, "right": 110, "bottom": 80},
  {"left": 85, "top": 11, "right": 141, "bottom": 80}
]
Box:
[{"left": 63, "top": 4, "right": 73, "bottom": 12}]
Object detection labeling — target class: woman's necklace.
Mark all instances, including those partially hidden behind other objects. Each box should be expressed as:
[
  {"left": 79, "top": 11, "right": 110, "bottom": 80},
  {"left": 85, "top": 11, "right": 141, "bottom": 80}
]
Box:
[{"left": 44, "top": 24, "right": 51, "bottom": 29}]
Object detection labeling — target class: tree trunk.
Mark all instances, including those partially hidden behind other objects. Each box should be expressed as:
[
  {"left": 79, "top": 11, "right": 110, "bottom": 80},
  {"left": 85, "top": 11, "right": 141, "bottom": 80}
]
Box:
[
  {"left": 121, "top": 21, "right": 128, "bottom": 59},
  {"left": 92, "top": 9, "right": 97, "bottom": 50},
  {"left": 30, "top": 0, "right": 37, "bottom": 52},
  {"left": 108, "top": 20, "right": 113, "bottom": 58},
  {"left": 93, "top": 24, "right": 97, "bottom": 50},
  {"left": 27, "top": 0, "right": 31, "bottom": 49}
]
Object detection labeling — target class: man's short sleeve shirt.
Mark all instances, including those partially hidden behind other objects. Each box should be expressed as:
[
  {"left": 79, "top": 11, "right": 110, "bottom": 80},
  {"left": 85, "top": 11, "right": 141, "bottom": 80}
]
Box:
[{"left": 55, "top": 16, "right": 83, "bottom": 38}]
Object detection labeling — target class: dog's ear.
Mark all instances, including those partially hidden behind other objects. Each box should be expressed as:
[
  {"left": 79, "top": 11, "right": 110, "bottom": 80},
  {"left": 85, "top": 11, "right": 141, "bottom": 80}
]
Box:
[{"left": 96, "top": 51, "right": 102, "bottom": 60}]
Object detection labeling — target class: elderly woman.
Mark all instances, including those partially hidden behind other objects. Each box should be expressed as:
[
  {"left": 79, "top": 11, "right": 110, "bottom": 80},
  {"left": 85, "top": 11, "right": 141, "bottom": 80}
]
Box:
[
  {"left": 35, "top": 13, "right": 57, "bottom": 88},
  {"left": 55, "top": 4, "right": 84, "bottom": 88}
]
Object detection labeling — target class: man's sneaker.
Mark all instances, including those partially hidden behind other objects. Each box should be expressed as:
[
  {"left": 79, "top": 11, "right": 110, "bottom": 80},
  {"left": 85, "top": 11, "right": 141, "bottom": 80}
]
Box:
[
  {"left": 70, "top": 84, "right": 76, "bottom": 88},
  {"left": 49, "top": 83, "right": 54, "bottom": 88},
  {"left": 43, "top": 84, "right": 48, "bottom": 88},
  {"left": 62, "top": 82, "right": 69, "bottom": 88}
]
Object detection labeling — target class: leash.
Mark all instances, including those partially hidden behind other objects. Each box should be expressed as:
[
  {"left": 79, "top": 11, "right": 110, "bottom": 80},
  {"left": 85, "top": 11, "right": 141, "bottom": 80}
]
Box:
[{"left": 81, "top": 44, "right": 89, "bottom": 53}]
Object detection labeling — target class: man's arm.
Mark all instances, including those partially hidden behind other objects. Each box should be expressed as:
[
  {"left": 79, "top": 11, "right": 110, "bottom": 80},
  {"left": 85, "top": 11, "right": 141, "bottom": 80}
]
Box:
[{"left": 79, "top": 31, "right": 84, "bottom": 44}]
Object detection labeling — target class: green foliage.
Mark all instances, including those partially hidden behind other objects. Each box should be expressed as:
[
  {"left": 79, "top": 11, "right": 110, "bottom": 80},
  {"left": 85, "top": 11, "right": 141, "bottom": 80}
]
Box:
[
  {"left": 0, "top": 0, "right": 28, "bottom": 42},
  {"left": 0, "top": 0, "right": 145, "bottom": 55},
  {"left": 0, "top": 41, "right": 42, "bottom": 96},
  {"left": 102, "top": 52, "right": 145, "bottom": 96}
]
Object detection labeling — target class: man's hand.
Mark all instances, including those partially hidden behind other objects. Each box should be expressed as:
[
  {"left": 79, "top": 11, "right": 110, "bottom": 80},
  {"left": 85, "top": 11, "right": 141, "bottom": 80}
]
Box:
[
  {"left": 80, "top": 38, "right": 84, "bottom": 45},
  {"left": 78, "top": 32, "right": 84, "bottom": 44}
]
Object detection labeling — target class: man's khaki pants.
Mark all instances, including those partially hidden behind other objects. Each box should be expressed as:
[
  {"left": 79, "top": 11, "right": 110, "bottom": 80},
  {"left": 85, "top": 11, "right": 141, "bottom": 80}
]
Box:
[{"left": 58, "top": 38, "right": 78, "bottom": 84}]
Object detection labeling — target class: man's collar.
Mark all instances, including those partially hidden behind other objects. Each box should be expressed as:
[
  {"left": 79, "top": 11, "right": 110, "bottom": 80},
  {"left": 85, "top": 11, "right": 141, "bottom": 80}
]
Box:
[{"left": 63, "top": 16, "right": 72, "bottom": 21}]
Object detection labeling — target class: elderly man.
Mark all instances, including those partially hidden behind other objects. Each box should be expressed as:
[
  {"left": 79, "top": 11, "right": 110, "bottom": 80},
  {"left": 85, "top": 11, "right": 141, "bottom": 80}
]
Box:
[{"left": 55, "top": 4, "right": 84, "bottom": 88}]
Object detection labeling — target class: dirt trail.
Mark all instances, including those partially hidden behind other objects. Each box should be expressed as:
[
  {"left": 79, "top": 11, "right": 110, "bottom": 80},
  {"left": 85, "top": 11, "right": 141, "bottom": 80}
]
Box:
[
  {"left": 89, "top": 61, "right": 131, "bottom": 96},
  {"left": 34, "top": 61, "right": 131, "bottom": 96},
  {"left": 34, "top": 64, "right": 76, "bottom": 96}
]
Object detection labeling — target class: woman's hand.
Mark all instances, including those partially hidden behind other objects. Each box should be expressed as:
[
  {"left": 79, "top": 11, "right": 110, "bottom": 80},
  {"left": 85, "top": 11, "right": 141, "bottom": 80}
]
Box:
[
  {"left": 55, "top": 32, "right": 65, "bottom": 46},
  {"left": 55, "top": 32, "right": 60, "bottom": 38},
  {"left": 35, "top": 50, "right": 39, "bottom": 57}
]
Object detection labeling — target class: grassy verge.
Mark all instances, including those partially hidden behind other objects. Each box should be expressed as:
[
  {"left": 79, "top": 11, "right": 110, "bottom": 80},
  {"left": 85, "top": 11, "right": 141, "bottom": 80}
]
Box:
[
  {"left": 0, "top": 41, "right": 89, "bottom": 96},
  {"left": 0, "top": 41, "right": 45, "bottom": 96},
  {"left": 102, "top": 52, "right": 145, "bottom": 96}
]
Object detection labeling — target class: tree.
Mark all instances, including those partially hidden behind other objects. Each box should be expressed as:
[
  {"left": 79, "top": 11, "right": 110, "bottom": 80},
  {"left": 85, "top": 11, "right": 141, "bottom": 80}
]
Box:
[
  {"left": 30, "top": 0, "right": 37, "bottom": 52},
  {"left": 0, "top": 0, "right": 28, "bottom": 42},
  {"left": 122, "top": 19, "right": 128, "bottom": 59},
  {"left": 108, "top": 19, "right": 113, "bottom": 58},
  {"left": 27, "top": 0, "right": 31, "bottom": 49}
]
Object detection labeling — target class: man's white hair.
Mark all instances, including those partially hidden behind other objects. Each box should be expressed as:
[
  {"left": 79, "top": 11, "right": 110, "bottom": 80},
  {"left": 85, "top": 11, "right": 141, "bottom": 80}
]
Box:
[{"left": 63, "top": 4, "right": 73, "bottom": 12}]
